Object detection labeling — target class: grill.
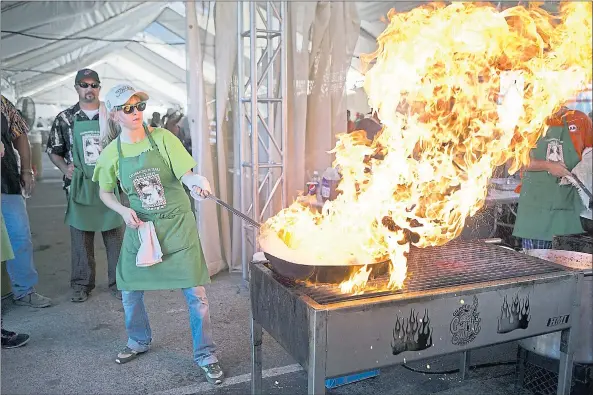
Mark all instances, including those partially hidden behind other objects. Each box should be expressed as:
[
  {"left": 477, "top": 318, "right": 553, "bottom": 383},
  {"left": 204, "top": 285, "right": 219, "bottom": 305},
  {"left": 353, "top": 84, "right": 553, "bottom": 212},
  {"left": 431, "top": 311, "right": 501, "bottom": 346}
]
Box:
[
  {"left": 284, "top": 241, "right": 566, "bottom": 305},
  {"left": 250, "top": 241, "right": 585, "bottom": 395}
]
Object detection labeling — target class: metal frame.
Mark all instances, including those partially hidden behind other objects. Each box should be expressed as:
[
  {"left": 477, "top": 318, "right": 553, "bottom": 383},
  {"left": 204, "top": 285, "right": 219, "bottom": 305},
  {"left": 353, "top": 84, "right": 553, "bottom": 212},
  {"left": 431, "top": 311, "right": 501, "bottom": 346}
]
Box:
[{"left": 237, "top": 1, "right": 288, "bottom": 281}]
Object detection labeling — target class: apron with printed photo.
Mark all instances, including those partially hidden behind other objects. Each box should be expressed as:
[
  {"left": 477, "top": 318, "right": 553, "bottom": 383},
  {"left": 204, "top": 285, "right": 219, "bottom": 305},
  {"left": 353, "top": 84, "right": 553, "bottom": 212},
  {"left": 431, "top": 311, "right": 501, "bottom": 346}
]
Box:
[
  {"left": 115, "top": 126, "right": 209, "bottom": 291},
  {"left": 65, "top": 118, "right": 123, "bottom": 231},
  {"left": 513, "top": 118, "right": 584, "bottom": 241}
]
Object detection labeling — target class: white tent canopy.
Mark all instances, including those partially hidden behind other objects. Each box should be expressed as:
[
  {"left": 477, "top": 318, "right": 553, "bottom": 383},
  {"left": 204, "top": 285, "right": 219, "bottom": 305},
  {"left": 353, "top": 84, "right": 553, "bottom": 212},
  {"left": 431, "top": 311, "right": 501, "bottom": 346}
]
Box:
[
  {"left": 1, "top": 1, "right": 563, "bottom": 108},
  {"left": 2, "top": 1, "right": 388, "bottom": 110},
  {"left": 1, "top": 1, "right": 217, "bottom": 115}
]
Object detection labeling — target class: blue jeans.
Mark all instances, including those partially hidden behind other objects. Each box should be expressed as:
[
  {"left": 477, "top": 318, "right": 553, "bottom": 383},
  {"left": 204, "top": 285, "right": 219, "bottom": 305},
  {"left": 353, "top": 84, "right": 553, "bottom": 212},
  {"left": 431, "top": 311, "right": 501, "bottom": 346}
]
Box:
[
  {"left": 122, "top": 286, "right": 218, "bottom": 367},
  {"left": 1, "top": 194, "right": 38, "bottom": 299}
]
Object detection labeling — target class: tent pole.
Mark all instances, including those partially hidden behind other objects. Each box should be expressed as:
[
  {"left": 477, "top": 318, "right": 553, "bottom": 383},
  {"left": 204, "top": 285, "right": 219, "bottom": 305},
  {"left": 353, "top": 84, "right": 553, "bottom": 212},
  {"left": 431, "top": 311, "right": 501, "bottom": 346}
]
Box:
[{"left": 237, "top": 1, "right": 288, "bottom": 281}]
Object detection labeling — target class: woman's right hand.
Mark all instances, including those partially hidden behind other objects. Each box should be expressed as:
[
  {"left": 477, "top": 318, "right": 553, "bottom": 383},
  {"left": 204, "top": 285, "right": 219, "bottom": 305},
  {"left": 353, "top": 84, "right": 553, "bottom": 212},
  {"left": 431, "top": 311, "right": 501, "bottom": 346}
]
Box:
[{"left": 120, "top": 207, "right": 143, "bottom": 228}]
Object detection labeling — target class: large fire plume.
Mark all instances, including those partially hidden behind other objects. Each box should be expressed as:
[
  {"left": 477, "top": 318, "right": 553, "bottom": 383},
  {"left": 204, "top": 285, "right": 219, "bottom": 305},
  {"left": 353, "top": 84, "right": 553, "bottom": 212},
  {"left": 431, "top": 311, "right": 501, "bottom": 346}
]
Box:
[{"left": 259, "top": 2, "right": 592, "bottom": 293}]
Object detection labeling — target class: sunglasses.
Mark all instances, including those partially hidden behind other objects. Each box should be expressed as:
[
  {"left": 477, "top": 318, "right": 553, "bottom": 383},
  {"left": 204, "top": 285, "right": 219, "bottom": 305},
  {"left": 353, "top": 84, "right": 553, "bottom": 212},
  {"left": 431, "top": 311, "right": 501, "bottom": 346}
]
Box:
[
  {"left": 77, "top": 82, "right": 100, "bottom": 89},
  {"left": 118, "top": 102, "right": 147, "bottom": 114}
]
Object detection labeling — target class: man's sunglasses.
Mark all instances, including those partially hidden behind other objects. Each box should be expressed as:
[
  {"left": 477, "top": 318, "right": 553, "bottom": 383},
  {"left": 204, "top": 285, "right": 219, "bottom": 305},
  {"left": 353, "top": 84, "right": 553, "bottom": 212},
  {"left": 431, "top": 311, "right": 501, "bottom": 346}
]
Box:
[
  {"left": 118, "top": 102, "right": 147, "bottom": 114},
  {"left": 77, "top": 82, "right": 100, "bottom": 89}
]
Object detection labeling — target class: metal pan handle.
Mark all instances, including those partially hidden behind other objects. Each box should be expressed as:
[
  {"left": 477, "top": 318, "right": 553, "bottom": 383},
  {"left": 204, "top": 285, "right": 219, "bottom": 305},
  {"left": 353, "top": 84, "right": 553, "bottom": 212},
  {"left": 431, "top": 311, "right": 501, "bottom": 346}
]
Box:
[{"left": 206, "top": 195, "right": 261, "bottom": 229}]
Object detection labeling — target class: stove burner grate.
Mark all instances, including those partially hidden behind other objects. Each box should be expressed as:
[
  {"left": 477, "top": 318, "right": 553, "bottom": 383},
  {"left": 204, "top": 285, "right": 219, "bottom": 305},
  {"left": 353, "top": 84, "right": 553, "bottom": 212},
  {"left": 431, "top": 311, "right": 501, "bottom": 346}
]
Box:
[{"left": 284, "top": 241, "right": 567, "bottom": 305}]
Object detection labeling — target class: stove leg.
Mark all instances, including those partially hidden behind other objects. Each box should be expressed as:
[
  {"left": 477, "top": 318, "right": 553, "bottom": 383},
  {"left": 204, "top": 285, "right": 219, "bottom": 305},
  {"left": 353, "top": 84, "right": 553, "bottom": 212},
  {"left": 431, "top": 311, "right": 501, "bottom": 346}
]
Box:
[
  {"left": 308, "top": 312, "right": 327, "bottom": 395},
  {"left": 558, "top": 328, "right": 575, "bottom": 395},
  {"left": 251, "top": 318, "right": 263, "bottom": 395},
  {"left": 459, "top": 351, "right": 471, "bottom": 381},
  {"left": 515, "top": 346, "right": 527, "bottom": 390},
  {"left": 557, "top": 273, "right": 583, "bottom": 395}
]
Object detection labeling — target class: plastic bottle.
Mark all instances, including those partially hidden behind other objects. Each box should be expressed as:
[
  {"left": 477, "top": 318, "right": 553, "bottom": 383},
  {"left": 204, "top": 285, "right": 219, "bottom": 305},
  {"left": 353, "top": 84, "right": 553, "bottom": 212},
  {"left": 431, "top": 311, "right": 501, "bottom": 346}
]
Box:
[
  {"left": 314, "top": 171, "right": 322, "bottom": 202},
  {"left": 321, "top": 167, "right": 341, "bottom": 201},
  {"left": 306, "top": 171, "right": 320, "bottom": 199}
]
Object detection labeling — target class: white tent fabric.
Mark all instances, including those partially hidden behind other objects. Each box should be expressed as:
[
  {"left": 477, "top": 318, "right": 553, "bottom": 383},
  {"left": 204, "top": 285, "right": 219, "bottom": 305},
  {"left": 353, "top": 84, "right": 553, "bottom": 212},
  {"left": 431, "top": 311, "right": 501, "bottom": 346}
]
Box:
[
  {"left": 1, "top": 1, "right": 216, "bottom": 111},
  {"left": 285, "top": 1, "right": 360, "bottom": 200},
  {"left": 2, "top": 2, "right": 557, "bottom": 105},
  {"left": 186, "top": 2, "right": 226, "bottom": 276},
  {"left": 3, "top": 2, "right": 166, "bottom": 94},
  {"left": 213, "top": 2, "right": 239, "bottom": 271}
]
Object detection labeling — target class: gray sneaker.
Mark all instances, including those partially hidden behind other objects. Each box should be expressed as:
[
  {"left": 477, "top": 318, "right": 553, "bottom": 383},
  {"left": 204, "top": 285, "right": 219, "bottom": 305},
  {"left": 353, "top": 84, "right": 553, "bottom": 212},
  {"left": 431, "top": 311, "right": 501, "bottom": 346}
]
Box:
[
  {"left": 71, "top": 290, "right": 89, "bottom": 303},
  {"left": 200, "top": 362, "right": 224, "bottom": 385},
  {"left": 13, "top": 292, "right": 52, "bottom": 308}
]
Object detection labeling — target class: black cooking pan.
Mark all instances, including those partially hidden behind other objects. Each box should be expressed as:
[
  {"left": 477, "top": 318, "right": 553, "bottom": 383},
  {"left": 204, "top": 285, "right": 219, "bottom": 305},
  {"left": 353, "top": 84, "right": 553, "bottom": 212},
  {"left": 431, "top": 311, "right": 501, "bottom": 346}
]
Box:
[
  {"left": 262, "top": 237, "right": 506, "bottom": 283},
  {"left": 208, "top": 194, "right": 504, "bottom": 283},
  {"left": 263, "top": 252, "right": 390, "bottom": 283},
  {"left": 206, "top": 194, "right": 390, "bottom": 283},
  {"left": 262, "top": 220, "right": 419, "bottom": 283}
]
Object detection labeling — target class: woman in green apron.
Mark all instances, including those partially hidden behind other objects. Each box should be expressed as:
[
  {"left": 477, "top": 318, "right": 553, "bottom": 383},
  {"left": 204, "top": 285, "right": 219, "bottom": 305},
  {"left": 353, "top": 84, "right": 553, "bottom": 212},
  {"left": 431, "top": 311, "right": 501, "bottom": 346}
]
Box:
[
  {"left": 513, "top": 112, "right": 585, "bottom": 249},
  {"left": 93, "top": 85, "right": 223, "bottom": 385}
]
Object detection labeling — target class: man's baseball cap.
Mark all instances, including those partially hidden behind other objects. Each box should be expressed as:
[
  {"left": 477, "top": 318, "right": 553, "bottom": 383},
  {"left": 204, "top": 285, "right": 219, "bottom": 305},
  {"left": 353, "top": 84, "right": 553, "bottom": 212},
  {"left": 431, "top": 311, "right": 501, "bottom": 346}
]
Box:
[
  {"left": 105, "top": 84, "right": 150, "bottom": 112},
  {"left": 75, "top": 68, "right": 100, "bottom": 84}
]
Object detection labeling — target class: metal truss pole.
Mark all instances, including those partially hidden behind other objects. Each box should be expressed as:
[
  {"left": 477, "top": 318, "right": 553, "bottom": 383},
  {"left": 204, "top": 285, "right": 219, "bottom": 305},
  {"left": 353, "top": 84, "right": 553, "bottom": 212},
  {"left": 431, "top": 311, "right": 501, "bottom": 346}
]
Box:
[{"left": 237, "top": 1, "right": 288, "bottom": 281}]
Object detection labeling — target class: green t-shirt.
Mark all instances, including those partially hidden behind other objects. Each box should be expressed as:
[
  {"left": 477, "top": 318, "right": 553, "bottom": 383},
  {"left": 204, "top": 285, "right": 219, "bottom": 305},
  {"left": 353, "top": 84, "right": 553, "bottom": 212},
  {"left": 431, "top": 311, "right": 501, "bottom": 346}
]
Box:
[{"left": 93, "top": 127, "right": 196, "bottom": 192}]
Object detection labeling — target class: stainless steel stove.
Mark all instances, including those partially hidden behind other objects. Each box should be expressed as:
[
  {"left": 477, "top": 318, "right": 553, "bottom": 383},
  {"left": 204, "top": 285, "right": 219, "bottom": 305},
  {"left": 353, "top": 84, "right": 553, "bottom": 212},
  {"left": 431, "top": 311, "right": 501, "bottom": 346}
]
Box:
[{"left": 249, "top": 241, "right": 584, "bottom": 395}]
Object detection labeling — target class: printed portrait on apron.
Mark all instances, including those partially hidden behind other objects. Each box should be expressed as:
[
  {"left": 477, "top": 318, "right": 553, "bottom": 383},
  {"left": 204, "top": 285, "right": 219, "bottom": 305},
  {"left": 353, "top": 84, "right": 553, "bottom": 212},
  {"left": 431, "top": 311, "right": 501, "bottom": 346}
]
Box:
[
  {"left": 81, "top": 132, "right": 102, "bottom": 165},
  {"left": 133, "top": 171, "right": 167, "bottom": 210},
  {"left": 545, "top": 138, "right": 564, "bottom": 163}
]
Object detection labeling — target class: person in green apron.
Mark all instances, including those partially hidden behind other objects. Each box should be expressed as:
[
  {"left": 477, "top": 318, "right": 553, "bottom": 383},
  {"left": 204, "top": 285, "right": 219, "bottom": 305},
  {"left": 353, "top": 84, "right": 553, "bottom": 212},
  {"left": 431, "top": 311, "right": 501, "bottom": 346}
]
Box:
[
  {"left": 513, "top": 108, "right": 589, "bottom": 249},
  {"left": 93, "top": 84, "right": 224, "bottom": 385},
  {"left": 48, "top": 69, "right": 124, "bottom": 302}
]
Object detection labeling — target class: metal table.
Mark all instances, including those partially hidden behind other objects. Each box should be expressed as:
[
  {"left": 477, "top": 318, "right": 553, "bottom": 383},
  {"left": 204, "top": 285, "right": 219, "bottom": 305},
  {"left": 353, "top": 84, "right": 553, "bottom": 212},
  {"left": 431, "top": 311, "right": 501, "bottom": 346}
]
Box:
[{"left": 250, "top": 241, "right": 583, "bottom": 395}]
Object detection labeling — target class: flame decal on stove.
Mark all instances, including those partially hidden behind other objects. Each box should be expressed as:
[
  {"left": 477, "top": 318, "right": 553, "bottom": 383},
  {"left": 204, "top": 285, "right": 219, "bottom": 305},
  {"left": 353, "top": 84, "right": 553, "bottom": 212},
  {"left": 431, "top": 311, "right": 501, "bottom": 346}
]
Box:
[
  {"left": 391, "top": 309, "right": 433, "bottom": 355},
  {"left": 497, "top": 294, "right": 530, "bottom": 334}
]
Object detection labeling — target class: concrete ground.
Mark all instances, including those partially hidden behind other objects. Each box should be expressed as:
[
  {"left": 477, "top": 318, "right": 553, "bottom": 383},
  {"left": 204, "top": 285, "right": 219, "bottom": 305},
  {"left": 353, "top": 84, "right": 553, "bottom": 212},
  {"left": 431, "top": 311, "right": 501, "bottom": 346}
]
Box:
[{"left": 2, "top": 156, "right": 530, "bottom": 395}]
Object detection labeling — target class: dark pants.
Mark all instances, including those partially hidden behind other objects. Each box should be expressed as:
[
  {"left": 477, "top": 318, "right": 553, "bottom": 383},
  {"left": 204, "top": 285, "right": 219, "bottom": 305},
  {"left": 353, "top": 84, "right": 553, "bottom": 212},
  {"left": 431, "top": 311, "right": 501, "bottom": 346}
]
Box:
[{"left": 70, "top": 226, "right": 123, "bottom": 292}]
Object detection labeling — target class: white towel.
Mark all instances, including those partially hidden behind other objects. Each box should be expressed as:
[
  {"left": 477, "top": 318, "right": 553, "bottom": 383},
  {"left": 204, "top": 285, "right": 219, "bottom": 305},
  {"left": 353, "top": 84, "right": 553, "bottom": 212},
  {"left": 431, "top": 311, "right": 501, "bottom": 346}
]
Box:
[
  {"left": 560, "top": 147, "right": 592, "bottom": 219},
  {"left": 136, "top": 221, "right": 163, "bottom": 267}
]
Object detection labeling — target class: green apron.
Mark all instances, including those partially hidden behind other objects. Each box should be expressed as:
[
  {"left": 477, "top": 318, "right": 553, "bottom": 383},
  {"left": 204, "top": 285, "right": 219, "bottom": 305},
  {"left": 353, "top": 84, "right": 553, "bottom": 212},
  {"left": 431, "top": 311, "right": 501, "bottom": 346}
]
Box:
[
  {"left": 513, "top": 118, "right": 584, "bottom": 241},
  {"left": 65, "top": 119, "right": 124, "bottom": 232},
  {"left": 116, "top": 126, "right": 209, "bottom": 291}
]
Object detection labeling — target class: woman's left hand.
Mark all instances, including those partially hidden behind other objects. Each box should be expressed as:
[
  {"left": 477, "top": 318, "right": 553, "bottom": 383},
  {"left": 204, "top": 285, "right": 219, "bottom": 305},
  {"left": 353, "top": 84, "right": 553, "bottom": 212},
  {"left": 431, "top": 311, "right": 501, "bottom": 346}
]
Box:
[
  {"left": 182, "top": 174, "right": 212, "bottom": 201},
  {"left": 192, "top": 185, "right": 211, "bottom": 199}
]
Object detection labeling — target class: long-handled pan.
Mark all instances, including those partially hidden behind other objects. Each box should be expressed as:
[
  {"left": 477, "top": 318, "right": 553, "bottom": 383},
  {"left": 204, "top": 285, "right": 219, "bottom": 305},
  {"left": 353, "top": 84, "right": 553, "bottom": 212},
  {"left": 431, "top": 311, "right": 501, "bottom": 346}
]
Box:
[
  {"left": 206, "top": 196, "right": 508, "bottom": 283},
  {"left": 206, "top": 195, "right": 389, "bottom": 282},
  {"left": 206, "top": 195, "right": 262, "bottom": 228}
]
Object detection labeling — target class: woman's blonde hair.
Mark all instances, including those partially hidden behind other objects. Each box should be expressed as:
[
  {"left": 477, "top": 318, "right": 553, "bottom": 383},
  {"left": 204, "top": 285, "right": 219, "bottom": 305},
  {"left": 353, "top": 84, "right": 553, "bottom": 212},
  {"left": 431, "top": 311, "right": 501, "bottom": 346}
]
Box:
[{"left": 98, "top": 101, "right": 121, "bottom": 147}]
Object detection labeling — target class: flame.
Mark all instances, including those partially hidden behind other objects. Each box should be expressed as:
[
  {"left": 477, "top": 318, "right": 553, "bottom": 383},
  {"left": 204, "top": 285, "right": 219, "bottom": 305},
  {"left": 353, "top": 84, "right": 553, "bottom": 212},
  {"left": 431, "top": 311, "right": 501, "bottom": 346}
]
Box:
[
  {"left": 259, "top": 2, "right": 593, "bottom": 293},
  {"left": 339, "top": 265, "right": 372, "bottom": 294}
]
